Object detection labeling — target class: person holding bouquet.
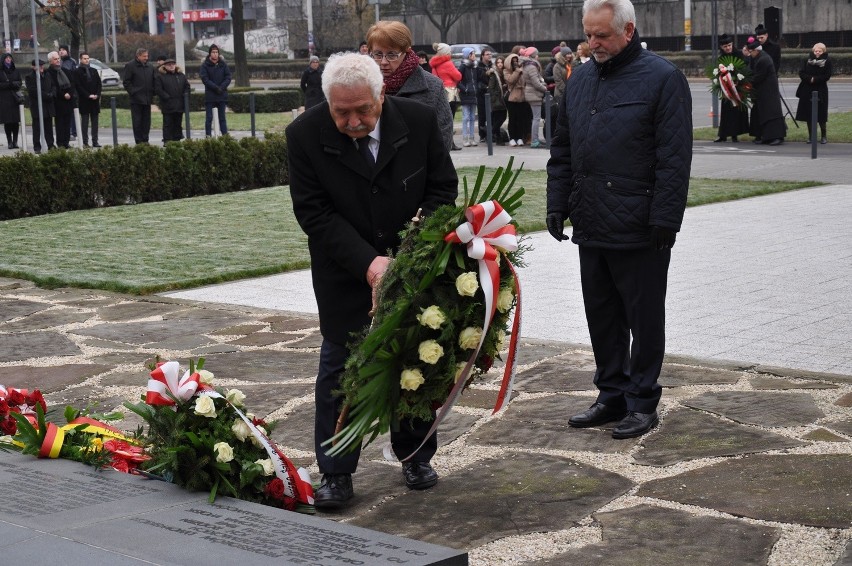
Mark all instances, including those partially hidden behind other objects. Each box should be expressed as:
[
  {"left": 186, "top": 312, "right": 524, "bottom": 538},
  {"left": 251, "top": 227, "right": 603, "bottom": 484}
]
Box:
[
  {"left": 286, "top": 52, "right": 458, "bottom": 509},
  {"left": 713, "top": 34, "right": 749, "bottom": 143}
]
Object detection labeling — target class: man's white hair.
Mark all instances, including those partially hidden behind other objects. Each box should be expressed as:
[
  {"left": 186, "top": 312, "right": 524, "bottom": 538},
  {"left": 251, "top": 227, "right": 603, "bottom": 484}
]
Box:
[
  {"left": 583, "top": 0, "right": 636, "bottom": 33},
  {"left": 47, "top": 51, "right": 60, "bottom": 62},
  {"left": 321, "top": 52, "right": 384, "bottom": 102}
]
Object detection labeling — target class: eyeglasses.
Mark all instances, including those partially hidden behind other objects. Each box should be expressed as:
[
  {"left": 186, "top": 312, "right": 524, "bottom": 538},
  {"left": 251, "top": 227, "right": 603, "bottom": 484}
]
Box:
[{"left": 370, "top": 51, "right": 401, "bottom": 62}]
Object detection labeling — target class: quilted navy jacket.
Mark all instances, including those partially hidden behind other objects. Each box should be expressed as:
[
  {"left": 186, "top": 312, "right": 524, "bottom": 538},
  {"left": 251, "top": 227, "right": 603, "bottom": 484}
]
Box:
[{"left": 547, "top": 34, "right": 692, "bottom": 249}]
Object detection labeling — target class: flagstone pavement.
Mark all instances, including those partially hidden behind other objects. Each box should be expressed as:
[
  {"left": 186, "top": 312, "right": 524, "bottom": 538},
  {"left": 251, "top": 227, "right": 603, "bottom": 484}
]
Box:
[{"left": 1, "top": 275, "right": 851, "bottom": 565}]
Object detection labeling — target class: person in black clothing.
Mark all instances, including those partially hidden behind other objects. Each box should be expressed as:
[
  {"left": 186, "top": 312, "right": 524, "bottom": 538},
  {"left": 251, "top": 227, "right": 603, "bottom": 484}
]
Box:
[
  {"left": 417, "top": 51, "right": 429, "bottom": 72},
  {"left": 199, "top": 44, "right": 232, "bottom": 137},
  {"left": 154, "top": 58, "right": 191, "bottom": 143},
  {"left": 122, "top": 48, "right": 155, "bottom": 144},
  {"left": 300, "top": 56, "right": 324, "bottom": 110},
  {"left": 745, "top": 37, "right": 785, "bottom": 145},
  {"left": 794, "top": 42, "right": 832, "bottom": 144},
  {"left": 46, "top": 50, "right": 75, "bottom": 148},
  {"left": 25, "top": 59, "right": 55, "bottom": 153},
  {"left": 476, "top": 48, "right": 492, "bottom": 142},
  {"left": 754, "top": 24, "right": 781, "bottom": 76},
  {"left": 0, "top": 53, "right": 23, "bottom": 149},
  {"left": 75, "top": 52, "right": 102, "bottom": 147},
  {"left": 59, "top": 45, "right": 78, "bottom": 139},
  {"left": 713, "top": 34, "right": 749, "bottom": 143}
]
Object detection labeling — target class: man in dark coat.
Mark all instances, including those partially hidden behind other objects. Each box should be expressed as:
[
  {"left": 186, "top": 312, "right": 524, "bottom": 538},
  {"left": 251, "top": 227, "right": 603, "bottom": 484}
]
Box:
[
  {"left": 745, "top": 37, "right": 785, "bottom": 145},
  {"left": 199, "top": 44, "right": 231, "bottom": 137},
  {"left": 74, "top": 52, "right": 102, "bottom": 147},
  {"left": 46, "top": 50, "right": 75, "bottom": 148},
  {"left": 546, "top": 0, "right": 692, "bottom": 440},
  {"left": 58, "top": 45, "right": 78, "bottom": 139},
  {"left": 713, "top": 34, "right": 749, "bottom": 143},
  {"left": 154, "top": 58, "right": 191, "bottom": 143},
  {"left": 754, "top": 24, "right": 781, "bottom": 76},
  {"left": 25, "top": 59, "right": 55, "bottom": 153},
  {"left": 286, "top": 51, "right": 457, "bottom": 510},
  {"left": 122, "top": 48, "right": 154, "bottom": 144},
  {"left": 0, "top": 53, "right": 23, "bottom": 149}
]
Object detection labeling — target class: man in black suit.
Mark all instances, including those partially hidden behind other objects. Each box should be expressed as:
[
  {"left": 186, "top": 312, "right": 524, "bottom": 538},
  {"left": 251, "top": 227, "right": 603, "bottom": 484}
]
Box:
[
  {"left": 286, "top": 51, "right": 458, "bottom": 510},
  {"left": 754, "top": 23, "right": 781, "bottom": 76}
]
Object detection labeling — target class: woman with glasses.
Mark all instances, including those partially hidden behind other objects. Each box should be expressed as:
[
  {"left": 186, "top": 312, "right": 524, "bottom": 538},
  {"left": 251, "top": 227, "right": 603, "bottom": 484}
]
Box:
[{"left": 365, "top": 21, "right": 454, "bottom": 152}]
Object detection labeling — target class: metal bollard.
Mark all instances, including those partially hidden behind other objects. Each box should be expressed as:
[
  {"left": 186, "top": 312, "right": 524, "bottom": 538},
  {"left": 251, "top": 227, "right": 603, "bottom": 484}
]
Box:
[
  {"left": 250, "top": 92, "right": 256, "bottom": 138},
  {"left": 73, "top": 108, "right": 83, "bottom": 149},
  {"left": 544, "top": 92, "right": 552, "bottom": 147},
  {"left": 484, "top": 93, "right": 493, "bottom": 156},
  {"left": 810, "top": 91, "right": 818, "bottom": 160},
  {"left": 185, "top": 92, "right": 192, "bottom": 140},
  {"left": 111, "top": 97, "right": 118, "bottom": 146},
  {"left": 18, "top": 103, "right": 27, "bottom": 152}
]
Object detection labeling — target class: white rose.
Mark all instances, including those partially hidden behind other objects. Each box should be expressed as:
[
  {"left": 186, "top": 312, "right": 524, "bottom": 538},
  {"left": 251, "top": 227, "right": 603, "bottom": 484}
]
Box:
[
  {"left": 712, "top": 78, "right": 719, "bottom": 85},
  {"left": 496, "top": 287, "right": 514, "bottom": 313},
  {"left": 226, "top": 388, "right": 246, "bottom": 407},
  {"left": 255, "top": 458, "right": 275, "bottom": 476},
  {"left": 213, "top": 441, "right": 234, "bottom": 463},
  {"left": 417, "top": 305, "right": 447, "bottom": 330},
  {"left": 400, "top": 368, "right": 425, "bottom": 391},
  {"left": 250, "top": 426, "right": 267, "bottom": 447},
  {"left": 712, "top": 68, "right": 719, "bottom": 76},
  {"left": 737, "top": 73, "right": 744, "bottom": 81},
  {"left": 418, "top": 340, "right": 444, "bottom": 365},
  {"left": 459, "top": 326, "right": 483, "bottom": 350},
  {"left": 193, "top": 395, "right": 217, "bottom": 418},
  {"left": 197, "top": 370, "right": 215, "bottom": 385},
  {"left": 231, "top": 419, "right": 251, "bottom": 442},
  {"left": 455, "top": 272, "right": 479, "bottom": 297},
  {"left": 454, "top": 362, "right": 467, "bottom": 383}
]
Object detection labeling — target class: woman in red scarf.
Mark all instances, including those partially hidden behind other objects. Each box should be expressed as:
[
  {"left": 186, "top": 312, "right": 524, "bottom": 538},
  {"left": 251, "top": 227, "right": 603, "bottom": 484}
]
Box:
[{"left": 365, "top": 21, "right": 454, "bottom": 152}]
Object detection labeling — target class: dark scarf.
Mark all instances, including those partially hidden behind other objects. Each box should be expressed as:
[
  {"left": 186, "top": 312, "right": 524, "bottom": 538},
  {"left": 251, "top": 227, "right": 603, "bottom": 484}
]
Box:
[
  {"left": 384, "top": 48, "right": 419, "bottom": 95},
  {"left": 51, "top": 66, "right": 71, "bottom": 90},
  {"left": 593, "top": 30, "right": 642, "bottom": 77}
]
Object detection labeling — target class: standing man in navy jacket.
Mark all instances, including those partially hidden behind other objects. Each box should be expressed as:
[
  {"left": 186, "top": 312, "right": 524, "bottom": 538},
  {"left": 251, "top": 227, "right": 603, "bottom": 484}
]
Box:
[
  {"left": 199, "top": 44, "right": 231, "bottom": 137},
  {"left": 546, "top": 0, "right": 692, "bottom": 439},
  {"left": 122, "top": 48, "right": 154, "bottom": 144}
]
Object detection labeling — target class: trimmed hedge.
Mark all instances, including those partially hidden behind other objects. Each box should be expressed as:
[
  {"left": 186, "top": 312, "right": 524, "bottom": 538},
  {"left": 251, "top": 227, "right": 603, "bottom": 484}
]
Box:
[{"left": 0, "top": 134, "right": 288, "bottom": 220}]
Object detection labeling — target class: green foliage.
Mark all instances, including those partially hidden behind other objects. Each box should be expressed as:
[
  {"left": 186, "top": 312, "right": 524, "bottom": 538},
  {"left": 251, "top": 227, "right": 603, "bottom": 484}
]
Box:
[{"left": 0, "top": 135, "right": 289, "bottom": 220}]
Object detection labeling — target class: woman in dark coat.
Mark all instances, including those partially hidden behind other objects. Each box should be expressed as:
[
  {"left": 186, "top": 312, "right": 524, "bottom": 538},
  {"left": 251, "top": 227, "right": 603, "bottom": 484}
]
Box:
[
  {"left": 794, "top": 42, "right": 831, "bottom": 144},
  {"left": 0, "top": 53, "right": 22, "bottom": 148},
  {"left": 300, "top": 56, "right": 324, "bottom": 110},
  {"left": 714, "top": 34, "right": 749, "bottom": 143},
  {"left": 745, "top": 38, "right": 785, "bottom": 145}
]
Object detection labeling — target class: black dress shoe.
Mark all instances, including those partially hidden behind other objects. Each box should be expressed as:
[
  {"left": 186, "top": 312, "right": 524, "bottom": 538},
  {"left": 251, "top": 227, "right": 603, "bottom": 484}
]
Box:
[
  {"left": 313, "top": 473, "right": 353, "bottom": 509},
  {"left": 713, "top": 137, "right": 725, "bottom": 143},
  {"left": 568, "top": 403, "right": 627, "bottom": 428},
  {"left": 731, "top": 136, "right": 739, "bottom": 142},
  {"left": 92, "top": 143, "right": 102, "bottom": 148},
  {"left": 612, "top": 411, "right": 659, "bottom": 439},
  {"left": 752, "top": 138, "right": 762, "bottom": 144},
  {"left": 767, "top": 138, "right": 782, "bottom": 146},
  {"left": 402, "top": 462, "right": 438, "bottom": 490}
]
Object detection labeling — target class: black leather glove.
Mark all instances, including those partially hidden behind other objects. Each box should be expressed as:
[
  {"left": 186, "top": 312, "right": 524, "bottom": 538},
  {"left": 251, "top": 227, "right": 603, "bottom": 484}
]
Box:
[
  {"left": 650, "top": 226, "right": 677, "bottom": 250},
  {"left": 546, "top": 213, "right": 570, "bottom": 242},
  {"left": 214, "top": 86, "right": 223, "bottom": 95}
]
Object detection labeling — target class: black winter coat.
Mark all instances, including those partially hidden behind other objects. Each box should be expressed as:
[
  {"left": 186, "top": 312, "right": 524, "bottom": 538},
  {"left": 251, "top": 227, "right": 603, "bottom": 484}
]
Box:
[
  {"left": 716, "top": 51, "right": 749, "bottom": 138},
  {"left": 154, "top": 66, "right": 191, "bottom": 114},
  {"left": 122, "top": 58, "right": 154, "bottom": 105},
  {"left": 199, "top": 57, "right": 231, "bottom": 103},
  {"left": 547, "top": 34, "right": 692, "bottom": 249},
  {"left": 748, "top": 51, "right": 785, "bottom": 140},
  {"left": 795, "top": 53, "right": 831, "bottom": 123},
  {"left": 25, "top": 70, "right": 55, "bottom": 118},
  {"left": 286, "top": 97, "right": 458, "bottom": 344},
  {"left": 46, "top": 67, "right": 75, "bottom": 115},
  {"left": 0, "top": 60, "right": 22, "bottom": 124},
  {"left": 74, "top": 64, "right": 102, "bottom": 115},
  {"left": 457, "top": 62, "right": 478, "bottom": 105},
  {"left": 300, "top": 66, "right": 324, "bottom": 109}
]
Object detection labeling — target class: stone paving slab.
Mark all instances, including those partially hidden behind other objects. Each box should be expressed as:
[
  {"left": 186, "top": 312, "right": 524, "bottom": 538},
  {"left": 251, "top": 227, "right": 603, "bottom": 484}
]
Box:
[
  {"left": 0, "top": 364, "right": 113, "bottom": 392},
  {"left": 530, "top": 504, "right": 780, "bottom": 566},
  {"left": 1, "top": 331, "right": 82, "bottom": 361},
  {"left": 683, "top": 390, "right": 825, "bottom": 427}
]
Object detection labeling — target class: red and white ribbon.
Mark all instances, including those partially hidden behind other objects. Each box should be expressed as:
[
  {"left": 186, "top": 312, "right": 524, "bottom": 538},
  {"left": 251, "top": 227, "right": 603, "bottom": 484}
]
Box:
[
  {"left": 146, "top": 361, "right": 202, "bottom": 406},
  {"left": 717, "top": 64, "right": 744, "bottom": 107}
]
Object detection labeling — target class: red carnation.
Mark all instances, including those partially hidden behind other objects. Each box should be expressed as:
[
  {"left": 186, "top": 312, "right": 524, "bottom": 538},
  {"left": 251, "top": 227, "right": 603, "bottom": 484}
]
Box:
[
  {"left": 1, "top": 416, "right": 17, "bottom": 436},
  {"left": 25, "top": 390, "right": 47, "bottom": 413},
  {"left": 0, "top": 399, "right": 9, "bottom": 416},
  {"left": 7, "top": 390, "right": 25, "bottom": 406},
  {"left": 264, "top": 478, "right": 286, "bottom": 500},
  {"left": 282, "top": 495, "right": 297, "bottom": 511}
]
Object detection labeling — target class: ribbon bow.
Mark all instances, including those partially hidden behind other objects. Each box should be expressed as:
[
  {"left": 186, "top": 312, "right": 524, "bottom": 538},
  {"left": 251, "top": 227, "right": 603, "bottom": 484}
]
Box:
[
  {"left": 146, "top": 361, "right": 203, "bottom": 406},
  {"left": 717, "top": 64, "right": 744, "bottom": 107}
]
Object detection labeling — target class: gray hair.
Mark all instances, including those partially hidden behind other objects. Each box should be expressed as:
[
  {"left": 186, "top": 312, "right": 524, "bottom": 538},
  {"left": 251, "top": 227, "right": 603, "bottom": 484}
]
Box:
[
  {"left": 46, "top": 51, "right": 60, "bottom": 62},
  {"left": 583, "top": 0, "right": 636, "bottom": 34},
  {"left": 321, "top": 52, "right": 384, "bottom": 102}
]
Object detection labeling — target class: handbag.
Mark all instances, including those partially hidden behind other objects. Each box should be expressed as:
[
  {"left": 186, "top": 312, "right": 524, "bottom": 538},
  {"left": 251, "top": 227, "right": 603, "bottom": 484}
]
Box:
[{"left": 444, "top": 86, "right": 459, "bottom": 103}]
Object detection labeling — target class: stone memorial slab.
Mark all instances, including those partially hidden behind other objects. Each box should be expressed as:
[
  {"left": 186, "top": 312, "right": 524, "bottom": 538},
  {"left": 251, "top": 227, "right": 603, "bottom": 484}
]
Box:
[
  {"left": 512, "top": 358, "right": 597, "bottom": 393},
  {"left": 750, "top": 376, "right": 838, "bottom": 390},
  {"left": 657, "top": 365, "right": 742, "bottom": 387},
  {"left": 203, "top": 350, "right": 321, "bottom": 381},
  {"left": 0, "top": 363, "right": 113, "bottom": 392},
  {"left": 469, "top": 395, "right": 637, "bottom": 453},
  {"left": 0, "top": 298, "right": 48, "bottom": 322},
  {"left": 639, "top": 454, "right": 852, "bottom": 528},
  {"left": 0, "top": 331, "right": 82, "bottom": 362},
  {"left": 634, "top": 408, "right": 804, "bottom": 466},
  {"left": 529, "top": 504, "right": 779, "bottom": 566},
  {"left": 0, "top": 453, "right": 466, "bottom": 565},
  {"left": 351, "top": 452, "right": 633, "bottom": 549},
  {"left": 684, "top": 391, "right": 824, "bottom": 427}
]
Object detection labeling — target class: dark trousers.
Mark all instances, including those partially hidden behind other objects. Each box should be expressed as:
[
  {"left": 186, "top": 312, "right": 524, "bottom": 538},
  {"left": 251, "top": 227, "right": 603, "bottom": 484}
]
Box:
[
  {"left": 130, "top": 103, "right": 151, "bottom": 143},
  {"left": 205, "top": 101, "right": 227, "bottom": 136},
  {"left": 505, "top": 101, "right": 528, "bottom": 141},
  {"left": 4, "top": 122, "right": 19, "bottom": 146},
  {"left": 162, "top": 112, "right": 184, "bottom": 142},
  {"left": 579, "top": 245, "right": 670, "bottom": 414},
  {"left": 315, "top": 339, "right": 437, "bottom": 474},
  {"left": 491, "top": 108, "right": 507, "bottom": 141},
  {"left": 30, "top": 109, "right": 54, "bottom": 152},
  {"left": 54, "top": 111, "right": 72, "bottom": 148},
  {"left": 80, "top": 112, "right": 99, "bottom": 145}
]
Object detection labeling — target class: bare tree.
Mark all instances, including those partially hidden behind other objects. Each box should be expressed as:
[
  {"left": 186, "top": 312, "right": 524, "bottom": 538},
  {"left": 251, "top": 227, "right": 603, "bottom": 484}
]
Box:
[
  {"left": 232, "top": 0, "right": 249, "bottom": 86},
  {"left": 35, "top": 0, "right": 85, "bottom": 54}
]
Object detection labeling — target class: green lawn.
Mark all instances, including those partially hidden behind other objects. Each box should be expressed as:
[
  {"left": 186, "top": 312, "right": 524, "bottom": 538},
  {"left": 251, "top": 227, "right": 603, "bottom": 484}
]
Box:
[
  {"left": 693, "top": 110, "right": 852, "bottom": 142},
  {"left": 0, "top": 166, "right": 818, "bottom": 295}
]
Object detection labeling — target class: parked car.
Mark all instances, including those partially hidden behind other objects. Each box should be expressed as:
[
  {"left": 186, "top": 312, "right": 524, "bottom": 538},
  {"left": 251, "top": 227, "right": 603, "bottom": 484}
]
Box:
[
  {"left": 450, "top": 43, "right": 497, "bottom": 60},
  {"left": 88, "top": 58, "right": 121, "bottom": 88}
]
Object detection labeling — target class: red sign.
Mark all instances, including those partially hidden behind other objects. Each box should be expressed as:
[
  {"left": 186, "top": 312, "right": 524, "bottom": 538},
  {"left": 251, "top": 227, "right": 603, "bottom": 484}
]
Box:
[{"left": 165, "top": 9, "right": 228, "bottom": 23}]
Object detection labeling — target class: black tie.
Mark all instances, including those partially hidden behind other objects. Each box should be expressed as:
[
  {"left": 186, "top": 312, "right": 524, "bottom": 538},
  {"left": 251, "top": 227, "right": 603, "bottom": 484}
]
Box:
[{"left": 357, "top": 136, "right": 375, "bottom": 167}]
